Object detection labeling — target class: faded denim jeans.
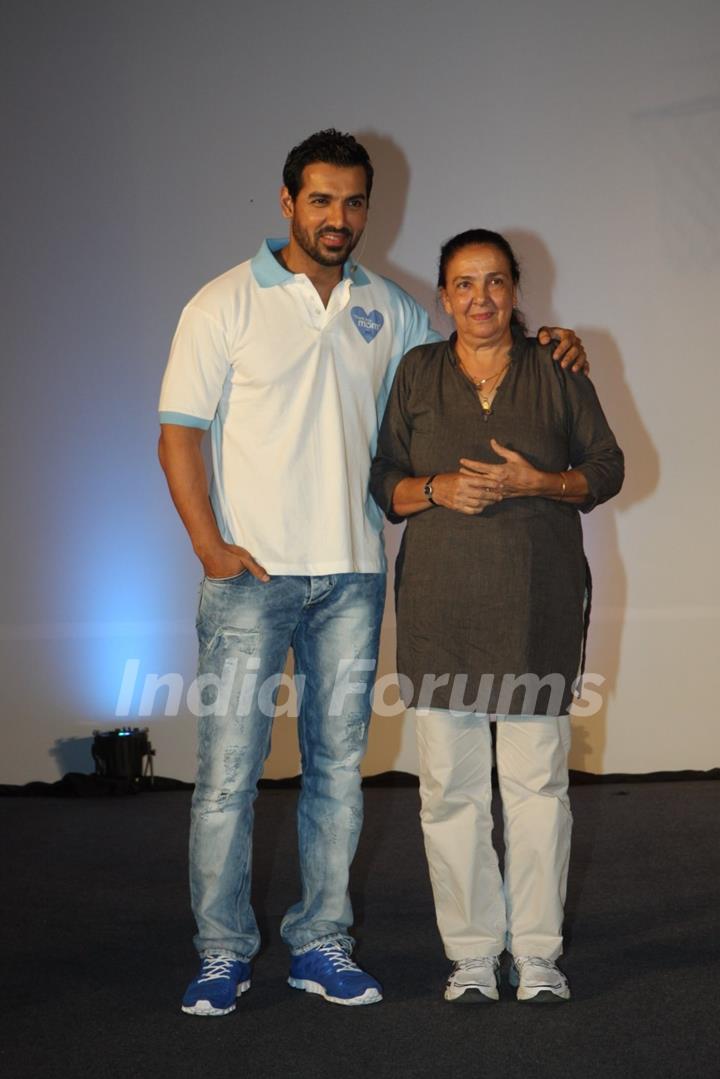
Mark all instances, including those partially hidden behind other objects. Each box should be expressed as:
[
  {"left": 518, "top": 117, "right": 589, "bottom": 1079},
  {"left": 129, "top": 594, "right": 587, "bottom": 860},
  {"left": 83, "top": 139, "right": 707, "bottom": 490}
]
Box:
[{"left": 190, "top": 571, "right": 386, "bottom": 960}]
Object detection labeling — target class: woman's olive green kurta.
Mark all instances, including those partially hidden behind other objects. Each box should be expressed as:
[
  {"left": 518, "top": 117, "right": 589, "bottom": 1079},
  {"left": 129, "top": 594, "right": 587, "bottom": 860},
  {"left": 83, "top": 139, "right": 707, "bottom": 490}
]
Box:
[{"left": 370, "top": 333, "right": 624, "bottom": 716}]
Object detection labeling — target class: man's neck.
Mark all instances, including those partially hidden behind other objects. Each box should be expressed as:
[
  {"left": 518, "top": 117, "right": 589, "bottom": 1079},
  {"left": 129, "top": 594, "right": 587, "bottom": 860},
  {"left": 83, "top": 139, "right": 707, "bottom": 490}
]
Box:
[{"left": 276, "top": 242, "right": 344, "bottom": 308}]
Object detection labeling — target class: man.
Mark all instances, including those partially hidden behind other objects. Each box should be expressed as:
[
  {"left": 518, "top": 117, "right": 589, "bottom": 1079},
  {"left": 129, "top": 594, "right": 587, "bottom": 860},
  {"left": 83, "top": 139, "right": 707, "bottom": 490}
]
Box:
[{"left": 158, "top": 129, "right": 585, "bottom": 1016}]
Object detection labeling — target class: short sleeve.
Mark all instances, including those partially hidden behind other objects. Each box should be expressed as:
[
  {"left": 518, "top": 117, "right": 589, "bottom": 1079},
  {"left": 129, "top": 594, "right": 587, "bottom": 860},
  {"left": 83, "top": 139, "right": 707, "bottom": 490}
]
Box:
[
  {"left": 370, "top": 352, "right": 418, "bottom": 523},
  {"left": 401, "top": 295, "right": 442, "bottom": 353},
  {"left": 374, "top": 285, "right": 442, "bottom": 426},
  {"left": 158, "top": 304, "right": 231, "bottom": 429}
]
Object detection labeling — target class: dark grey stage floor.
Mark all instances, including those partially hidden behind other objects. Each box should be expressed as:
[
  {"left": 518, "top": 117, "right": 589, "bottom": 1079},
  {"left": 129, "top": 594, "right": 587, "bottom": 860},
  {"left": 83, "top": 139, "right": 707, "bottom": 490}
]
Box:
[{"left": 1, "top": 780, "right": 718, "bottom": 1079}]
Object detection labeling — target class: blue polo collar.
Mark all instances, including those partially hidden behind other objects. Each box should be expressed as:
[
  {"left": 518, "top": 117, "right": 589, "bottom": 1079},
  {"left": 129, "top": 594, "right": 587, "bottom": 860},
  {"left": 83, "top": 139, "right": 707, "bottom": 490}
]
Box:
[{"left": 251, "top": 237, "right": 370, "bottom": 288}]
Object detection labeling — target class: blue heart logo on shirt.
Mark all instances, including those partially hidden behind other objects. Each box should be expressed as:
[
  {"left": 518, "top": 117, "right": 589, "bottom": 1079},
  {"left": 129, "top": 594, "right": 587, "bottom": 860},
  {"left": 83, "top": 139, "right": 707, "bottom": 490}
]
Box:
[{"left": 351, "top": 306, "right": 384, "bottom": 343}]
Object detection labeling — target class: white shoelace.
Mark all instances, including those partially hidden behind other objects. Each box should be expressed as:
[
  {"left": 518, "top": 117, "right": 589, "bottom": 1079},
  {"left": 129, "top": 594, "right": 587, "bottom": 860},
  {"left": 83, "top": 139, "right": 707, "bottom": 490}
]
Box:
[
  {"left": 454, "top": 957, "right": 498, "bottom": 972},
  {"left": 513, "top": 956, "right": 567, "bottom": 989},
  {"left": 198, "top": 956, "right": 236, "bottom": 983},
  {"left": 316, "top": 942, "right": 358, "bottom": 973},
  {"left": 514, "top": 956, "right": 557, "bottom": 972}
]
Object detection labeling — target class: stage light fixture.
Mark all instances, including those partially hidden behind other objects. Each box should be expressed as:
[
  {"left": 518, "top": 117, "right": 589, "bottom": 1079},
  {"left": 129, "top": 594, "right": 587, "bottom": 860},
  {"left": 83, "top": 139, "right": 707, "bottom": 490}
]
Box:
[{"left": 92, "top": 727, "right": 155, "bottom": 784}]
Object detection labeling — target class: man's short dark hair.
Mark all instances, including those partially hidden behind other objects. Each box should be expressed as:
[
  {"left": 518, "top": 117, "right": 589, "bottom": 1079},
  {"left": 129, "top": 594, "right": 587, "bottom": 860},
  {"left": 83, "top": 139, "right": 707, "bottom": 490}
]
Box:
[{"left": 283, "top": 129, "right": 374, "bottom": 203}]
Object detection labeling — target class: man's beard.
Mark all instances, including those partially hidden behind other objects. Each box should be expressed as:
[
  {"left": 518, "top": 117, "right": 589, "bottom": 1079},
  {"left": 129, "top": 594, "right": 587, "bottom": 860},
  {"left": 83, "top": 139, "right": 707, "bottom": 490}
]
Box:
[{"left": 291, "top": 221, "right": 360, "bottom": 267}]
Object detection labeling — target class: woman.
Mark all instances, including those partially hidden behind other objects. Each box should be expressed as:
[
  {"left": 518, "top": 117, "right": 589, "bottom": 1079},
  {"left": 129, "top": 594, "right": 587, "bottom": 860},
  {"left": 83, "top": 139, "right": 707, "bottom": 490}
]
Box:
[{"left": 370, "top": 229, "right": 623, "bottom": 1004}]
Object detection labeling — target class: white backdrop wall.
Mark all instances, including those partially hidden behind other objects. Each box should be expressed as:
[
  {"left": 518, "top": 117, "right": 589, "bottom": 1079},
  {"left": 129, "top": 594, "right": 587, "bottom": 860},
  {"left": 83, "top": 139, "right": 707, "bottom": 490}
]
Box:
[{"left": 2, "top": 0, "right": 719, "bottom": 782}]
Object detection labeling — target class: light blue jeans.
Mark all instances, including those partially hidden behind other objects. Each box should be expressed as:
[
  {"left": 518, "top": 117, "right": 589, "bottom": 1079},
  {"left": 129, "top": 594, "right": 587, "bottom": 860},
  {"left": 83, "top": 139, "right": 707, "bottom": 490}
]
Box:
[{"left": 189, "top": 571, "right": 386, "bottom": 960}]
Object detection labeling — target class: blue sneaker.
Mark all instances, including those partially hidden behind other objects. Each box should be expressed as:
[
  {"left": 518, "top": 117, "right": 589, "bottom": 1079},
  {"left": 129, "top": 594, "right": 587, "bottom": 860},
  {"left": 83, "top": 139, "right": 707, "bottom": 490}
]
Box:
[
  {"left": 181, "top": 954, "right": 251, "bottom": 1016},
  {"left": 288, "top": 941, "right": 382, "bottom": 1005}
]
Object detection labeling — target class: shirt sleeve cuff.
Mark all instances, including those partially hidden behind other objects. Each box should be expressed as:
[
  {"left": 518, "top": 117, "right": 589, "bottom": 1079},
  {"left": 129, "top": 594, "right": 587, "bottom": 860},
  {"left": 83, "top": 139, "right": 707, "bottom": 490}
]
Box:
[
  {"left": 369, "top": 468, "right": 409, "bottom": 524},
  {"left": 158, "top": 411, "right": 212, "bottom": 430}
]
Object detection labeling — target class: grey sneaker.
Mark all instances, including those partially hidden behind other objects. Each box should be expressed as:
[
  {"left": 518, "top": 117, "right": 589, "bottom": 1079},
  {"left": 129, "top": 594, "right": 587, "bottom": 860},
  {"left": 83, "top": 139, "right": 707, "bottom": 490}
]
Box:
[
  {"left": 509, "top": 956, "right": 570, "bottom": 1003},
  {"left": 444, "top": 956, "right": 501, "bottom": 1003}
]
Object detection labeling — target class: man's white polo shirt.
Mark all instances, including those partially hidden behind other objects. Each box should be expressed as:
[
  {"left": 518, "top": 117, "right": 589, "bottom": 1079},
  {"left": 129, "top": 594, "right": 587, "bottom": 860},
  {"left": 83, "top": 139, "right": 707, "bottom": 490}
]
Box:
[{"left": 159, "top": 239, "right": 439, "bottom": 576}]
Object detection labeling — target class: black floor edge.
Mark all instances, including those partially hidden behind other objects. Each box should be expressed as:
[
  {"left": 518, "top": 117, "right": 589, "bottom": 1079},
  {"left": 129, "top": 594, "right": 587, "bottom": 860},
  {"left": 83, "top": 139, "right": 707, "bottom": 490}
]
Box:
[{"left": 0, "top": 766, "right": 718, "bottom": 797}]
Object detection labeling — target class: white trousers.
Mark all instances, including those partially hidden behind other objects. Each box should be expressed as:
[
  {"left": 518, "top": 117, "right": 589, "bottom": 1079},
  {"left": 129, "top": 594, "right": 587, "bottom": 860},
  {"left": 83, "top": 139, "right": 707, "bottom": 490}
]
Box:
[{"left": 414, "top": 709, "right": 572, "bottom": 961}]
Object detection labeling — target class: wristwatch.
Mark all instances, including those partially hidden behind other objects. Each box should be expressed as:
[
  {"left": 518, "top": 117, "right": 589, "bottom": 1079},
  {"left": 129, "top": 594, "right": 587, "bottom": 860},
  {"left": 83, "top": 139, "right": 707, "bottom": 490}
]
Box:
[{"left": 423, "top": 474, "right": 437, "bottom": 506}]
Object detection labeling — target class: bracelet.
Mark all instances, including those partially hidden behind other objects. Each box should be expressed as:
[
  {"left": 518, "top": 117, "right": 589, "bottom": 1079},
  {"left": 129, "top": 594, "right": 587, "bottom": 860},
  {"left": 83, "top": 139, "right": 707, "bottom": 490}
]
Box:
[{"left": 559, "top": 472, "right": 568, "bottom": 498}]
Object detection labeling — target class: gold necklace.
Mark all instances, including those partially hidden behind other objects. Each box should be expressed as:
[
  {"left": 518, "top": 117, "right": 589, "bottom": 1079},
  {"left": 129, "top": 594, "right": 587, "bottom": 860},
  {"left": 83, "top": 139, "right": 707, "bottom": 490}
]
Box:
[{"left": 459, "top": 359, "right": 511, "bottom": 418}]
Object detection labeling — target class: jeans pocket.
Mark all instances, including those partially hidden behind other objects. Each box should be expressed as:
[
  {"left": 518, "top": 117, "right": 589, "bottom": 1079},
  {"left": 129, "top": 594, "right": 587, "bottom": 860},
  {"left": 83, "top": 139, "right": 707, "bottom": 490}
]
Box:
[{"left": 205, "top": 569, "right": 249, "bottom": 584}]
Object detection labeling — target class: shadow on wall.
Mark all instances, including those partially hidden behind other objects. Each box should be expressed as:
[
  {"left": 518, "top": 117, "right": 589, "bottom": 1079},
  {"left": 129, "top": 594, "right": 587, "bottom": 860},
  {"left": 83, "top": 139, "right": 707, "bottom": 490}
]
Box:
[
  {"left": 570, "top": 324, "right": 659, "bottom": 771},
  {"left": 355, "top": 130, "right": 450, "bottom": 333},
  {"left": 51, "top": 737, "right": 95, "bottom": 775},
  {"left": 508, "top": 229, "right": 660, "bottom": 771}
]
